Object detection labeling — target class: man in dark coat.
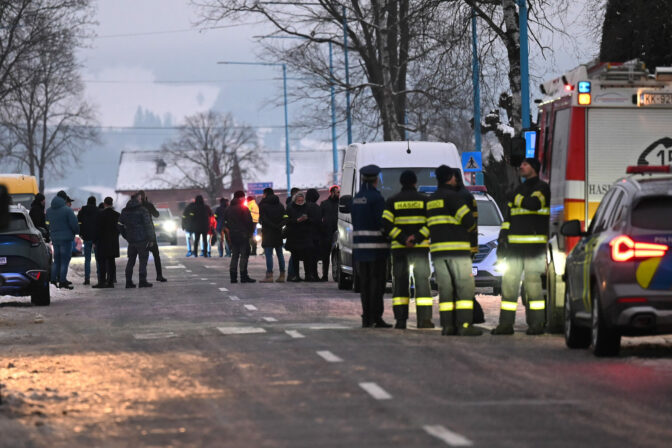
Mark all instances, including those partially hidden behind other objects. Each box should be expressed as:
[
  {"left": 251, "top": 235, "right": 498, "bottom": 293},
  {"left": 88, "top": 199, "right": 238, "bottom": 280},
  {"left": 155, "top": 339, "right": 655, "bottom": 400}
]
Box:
[
  {"left": 77, "top": 196, "right": 100, "bottom": 285},
  {"left": 304, "top": 188, "right": 322, "bottom": 281},
  {"left": 29, "top": 193, "right": 47, "bottom": 231},
  {"left": 181, "top": 200, "right": 196, "bottom": 256},
  {"left": 258, "top": 187, "right": 286, "bottom": 283},
  {"left": 223, "top": 191, "right": 255, "bottom": 283},
  {"left": 46, "top": 191, "right": 79, "bottom": 289},
  {"left": 214, "top": 198, "right": 230, "bottom": 257},
  {"left": 192, "top": 195, "right": 212, "bottom": 257},
  {"left": 118, "top": 194, "right": 154, "bottom": 288},
  {"left": 138, "top": 190, "right": 166, "bottom": 282},
  {"left": 93, "top": 197, "right": 120, "bottom": 288},
  {"left": 285, "top": 192, "right": 315, "bottom": 282},
  {"left": 319, "top": 185, "right": 340, "bottom": 281}
]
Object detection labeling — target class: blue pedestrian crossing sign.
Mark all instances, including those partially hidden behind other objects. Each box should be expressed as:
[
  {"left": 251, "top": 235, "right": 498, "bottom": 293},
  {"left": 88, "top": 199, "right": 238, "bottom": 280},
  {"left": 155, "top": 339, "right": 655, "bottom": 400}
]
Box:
[{"left": 461, "top": 152, "right": 482, "bottom": 172}]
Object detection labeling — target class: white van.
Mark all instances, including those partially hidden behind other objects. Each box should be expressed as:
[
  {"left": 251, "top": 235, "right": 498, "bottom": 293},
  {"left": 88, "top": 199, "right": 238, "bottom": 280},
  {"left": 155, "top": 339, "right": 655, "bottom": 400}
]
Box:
[{"left": 332, "top": 141, "right": 463, "bottom": 290}]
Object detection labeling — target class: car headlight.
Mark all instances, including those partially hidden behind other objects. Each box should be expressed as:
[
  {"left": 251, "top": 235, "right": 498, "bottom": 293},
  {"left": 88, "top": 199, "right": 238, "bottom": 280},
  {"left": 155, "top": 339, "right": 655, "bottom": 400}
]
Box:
[
  {"left": 162, "top": 220, "right": 177, "bottom": 232},
  {"left": 256, "top": 223, "right": 262, "bottom": 230},
  {"left": 254, "top": 234, "right": 261, "bottom": 242},
  {"left": 494, "top": 259, "right": 508, "bottom": 274}
]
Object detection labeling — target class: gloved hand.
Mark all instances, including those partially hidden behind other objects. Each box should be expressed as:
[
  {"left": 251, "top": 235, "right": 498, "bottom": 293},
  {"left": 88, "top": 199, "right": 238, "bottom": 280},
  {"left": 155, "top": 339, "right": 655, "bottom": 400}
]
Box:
[{"left": 496, "top": 240, "right": 508, "bottom": 259}]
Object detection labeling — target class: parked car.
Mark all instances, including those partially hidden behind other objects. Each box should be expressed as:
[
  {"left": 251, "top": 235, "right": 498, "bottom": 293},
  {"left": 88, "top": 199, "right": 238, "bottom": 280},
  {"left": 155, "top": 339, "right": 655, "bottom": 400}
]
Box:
[
  {"left": 562, "top": 165, "right": 672, "bottom": 356},
  {"left": 468, "top": 187, "right": 504, "bottom": 295},
  {"left": 0, "top": 205, "right": 52, "bottom": 305},
  {"left": 155, "top": 208, "right": 178, "bottom": 245}
]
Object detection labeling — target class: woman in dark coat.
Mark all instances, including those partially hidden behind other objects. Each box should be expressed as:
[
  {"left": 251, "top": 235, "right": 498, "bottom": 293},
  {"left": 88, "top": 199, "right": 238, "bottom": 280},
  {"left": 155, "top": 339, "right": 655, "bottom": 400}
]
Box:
[
  {"left": 304, "top": 188, "right": 322, "bottom": 281},
  {"left": 192, "top": 195, "right": 212, "bottom": 257},
  {"left": 29, "top": 193, "right": 47, "bottom": 230},
  {"left": 258, "top": 188, "right": 286, "bottom": 282},
  {"left": 94, "top": 197, "right": 120, "bottom": 288},
  {"left": 285, "top": 192, "right": 315, "bottom": 282}
]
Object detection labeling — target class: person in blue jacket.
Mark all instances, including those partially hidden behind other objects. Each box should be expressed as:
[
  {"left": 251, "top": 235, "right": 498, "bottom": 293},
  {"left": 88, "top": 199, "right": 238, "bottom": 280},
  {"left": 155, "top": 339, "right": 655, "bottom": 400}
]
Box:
[
  {"left": 351, "top": 165, "right": 392, "bottom": 328},
  {"left": 46, "top": 191, "right": 79, "bottom": 289}
]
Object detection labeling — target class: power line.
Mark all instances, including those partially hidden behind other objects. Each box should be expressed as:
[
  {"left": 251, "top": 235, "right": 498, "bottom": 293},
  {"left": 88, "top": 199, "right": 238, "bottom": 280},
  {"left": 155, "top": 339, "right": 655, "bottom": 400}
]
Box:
[
  {"left": 94, "top": 22, "right": 265, "bottom": 39},
  {"left": 82, "top": 78, "right": 284, "bottom": 84}
]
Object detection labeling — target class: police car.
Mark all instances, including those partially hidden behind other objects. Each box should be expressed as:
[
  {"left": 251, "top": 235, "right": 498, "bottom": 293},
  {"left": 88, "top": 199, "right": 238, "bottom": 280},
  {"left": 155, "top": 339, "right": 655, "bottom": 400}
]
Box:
[
  {"left": 467, "top": 187, "right": 504, "bottom": 294},
  {"left": 561, "top": 166, "right": 672, "bottom": 356}
]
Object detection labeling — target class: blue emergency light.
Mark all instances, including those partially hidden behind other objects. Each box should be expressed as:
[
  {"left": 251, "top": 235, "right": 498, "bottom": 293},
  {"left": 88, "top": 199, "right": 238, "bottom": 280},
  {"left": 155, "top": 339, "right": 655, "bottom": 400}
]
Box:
[{"left": 578, "top": 81, "right": 591, "bottom": 93}]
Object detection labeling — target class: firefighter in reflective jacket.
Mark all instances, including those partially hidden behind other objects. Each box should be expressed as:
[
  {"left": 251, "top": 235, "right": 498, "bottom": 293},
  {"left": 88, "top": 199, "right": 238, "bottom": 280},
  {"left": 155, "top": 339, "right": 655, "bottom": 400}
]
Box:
[
  {"left": 427, "top": 165, "right": 482, "bottom": 336},
  {"left": 351, "top": 164, "right": 392, "bottom": 328},
  {"left": 492, "top": 158, "right": 550, "bottom": 335},
  {"left": 381, "top": 170, "right": 434, "bottom": 330}
]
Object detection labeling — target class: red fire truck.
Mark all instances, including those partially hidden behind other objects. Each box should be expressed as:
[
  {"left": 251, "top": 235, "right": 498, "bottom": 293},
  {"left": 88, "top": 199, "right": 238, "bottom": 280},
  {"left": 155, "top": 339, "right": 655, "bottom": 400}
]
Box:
[{"left": 535, "top": 59, "right": 672, "bottom": 331}]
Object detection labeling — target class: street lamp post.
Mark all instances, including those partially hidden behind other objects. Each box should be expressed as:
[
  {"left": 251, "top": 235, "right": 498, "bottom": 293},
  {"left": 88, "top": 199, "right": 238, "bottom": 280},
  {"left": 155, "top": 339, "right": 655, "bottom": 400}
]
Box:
[
  {"left": 342, "top": 5, "right": 352, "bottom": 145},
  {"left": 518, "top": 0, "right": 530, "bottom": 130},
  {"left": 217, "top": 60, "right": 292, "bottom": 192}
]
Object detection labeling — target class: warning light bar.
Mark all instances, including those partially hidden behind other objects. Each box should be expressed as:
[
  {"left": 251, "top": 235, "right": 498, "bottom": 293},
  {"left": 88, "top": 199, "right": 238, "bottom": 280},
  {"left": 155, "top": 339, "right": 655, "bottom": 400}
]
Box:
[{"left": 626, "top": 165, "right": 671, "bottom": 174}]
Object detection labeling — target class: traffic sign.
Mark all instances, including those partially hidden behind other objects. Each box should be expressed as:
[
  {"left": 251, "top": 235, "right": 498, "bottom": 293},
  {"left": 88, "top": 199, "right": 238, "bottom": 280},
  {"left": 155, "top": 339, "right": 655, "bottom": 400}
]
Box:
[
  {"left": 247, "top": 182, "right": 273, "bottom": 195},
  {"left": 524, "top": 130, "right": 537, "bottom": 158},
  {"left": 462, "top": 151, "right": 482, "bottom": 172}
]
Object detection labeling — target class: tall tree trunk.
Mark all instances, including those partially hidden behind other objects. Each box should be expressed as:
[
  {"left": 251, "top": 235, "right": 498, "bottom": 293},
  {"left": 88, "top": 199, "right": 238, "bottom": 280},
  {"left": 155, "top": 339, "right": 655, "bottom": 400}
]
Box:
[
  {"left": 373, "top": 0, "right": 402, "bottom": 141},
  {"left": 501, "top": 0, "right": 522, "bottom": 134}
]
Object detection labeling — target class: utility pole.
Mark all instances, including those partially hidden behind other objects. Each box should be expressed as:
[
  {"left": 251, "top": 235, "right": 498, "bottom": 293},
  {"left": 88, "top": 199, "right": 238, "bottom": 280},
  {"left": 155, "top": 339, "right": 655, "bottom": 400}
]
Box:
[
  {"left": 518, "top": 0, "right": 530, "bottom": 129},
  {"left": 342, "top": 5, "right": 352, "bottom": 145}
]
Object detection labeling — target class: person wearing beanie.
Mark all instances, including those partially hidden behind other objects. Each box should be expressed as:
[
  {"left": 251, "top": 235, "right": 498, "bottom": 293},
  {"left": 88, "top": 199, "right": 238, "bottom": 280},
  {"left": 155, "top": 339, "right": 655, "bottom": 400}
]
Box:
[
  {"left": 426, "top": 165, "right": 482, "bottom": 336},
  {"left": 381, "top": 170, "right": 435, "bottom": 329},
  {"left": 94, "top": 197, "right": 120, "bottom": 288},
  {"left": 77, "top": 195, "right": 101, "bottom": 285},
  {"left": 29, "top": 193, "right": 47, "bottom": 232},
  {"left": 492, "top": 157, "right": 550, "bottom": 336},
  {"left": 222, "top": 190, "right": 256, "bottom": 283},
  {"left": 351, "top": 164, "right": 392, "bottom": 328}
]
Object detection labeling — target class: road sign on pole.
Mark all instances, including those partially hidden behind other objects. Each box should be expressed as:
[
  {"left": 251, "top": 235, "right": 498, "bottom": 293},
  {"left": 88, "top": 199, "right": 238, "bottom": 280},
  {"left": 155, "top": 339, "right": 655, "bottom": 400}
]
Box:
[
  {"left": 462, "top": 151, "right": 483, "bottom": 172},
  {"left": 247, "top": 182, "right": 273, "bottom": 195}
]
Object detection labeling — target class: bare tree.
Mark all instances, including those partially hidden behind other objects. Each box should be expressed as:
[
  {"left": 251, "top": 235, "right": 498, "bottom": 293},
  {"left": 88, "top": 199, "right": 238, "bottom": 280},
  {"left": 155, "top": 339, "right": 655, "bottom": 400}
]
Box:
[
  {"left": 161, "top": 111, "right": 265, "bottom": 204},
  {"left": 0, "top": 0, "right": 97, "bottom": 192},
  {"left": 193, "top": 0, "right": 466, "bottom": 142}
]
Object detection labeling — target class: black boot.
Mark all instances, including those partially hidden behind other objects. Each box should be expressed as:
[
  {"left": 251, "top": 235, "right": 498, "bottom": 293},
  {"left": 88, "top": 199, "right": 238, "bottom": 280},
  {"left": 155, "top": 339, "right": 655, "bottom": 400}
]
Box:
[
  {"left": 230, "top": 271, "right": 238, "bottom": 283},
  {"left": 394, "top": 320, "right": 407, "bottom": 330},
  {"left": 240, "top": 271, "right": 256, "bottom": 283},
  {"left": 373, "top": 319, "right": 392, "bottom": 328}
]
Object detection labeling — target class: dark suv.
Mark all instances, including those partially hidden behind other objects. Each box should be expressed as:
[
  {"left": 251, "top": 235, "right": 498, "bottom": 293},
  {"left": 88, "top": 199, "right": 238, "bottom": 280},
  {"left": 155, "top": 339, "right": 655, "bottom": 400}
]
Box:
[
  {"left": 0, "top": 205, "right": 52, "bottom": 305},
  {"left": 561, "top": 166, "right": 672, "bottom": 356}
]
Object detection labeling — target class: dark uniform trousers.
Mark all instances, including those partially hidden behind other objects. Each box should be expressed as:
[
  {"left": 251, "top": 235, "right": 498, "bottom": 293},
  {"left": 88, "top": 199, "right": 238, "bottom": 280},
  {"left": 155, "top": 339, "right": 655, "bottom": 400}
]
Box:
[
  {"left": 357, "top": 260, "right": 387, "bottom": 325},
  {"left": 126, "top": 242, "right": 149, "bottom": 284},
  {"left": 391, "top": 252, "right": 433, "bottom": 324}
]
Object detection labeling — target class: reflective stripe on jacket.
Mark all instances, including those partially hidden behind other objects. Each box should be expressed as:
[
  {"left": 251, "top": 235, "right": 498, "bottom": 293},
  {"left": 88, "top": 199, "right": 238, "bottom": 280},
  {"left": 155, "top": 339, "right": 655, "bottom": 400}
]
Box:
[
  {"left": 351, "top": 183, "right": 389, "bottom": 262},
  {"left": 498, "top": 176, "right": 550, "bottom": 255},
  {"left": 425, "top": 185, "right": 474, "bottom": 257},
  {"left": 381, "top": 187, "right": 429, "bottom": 252}
]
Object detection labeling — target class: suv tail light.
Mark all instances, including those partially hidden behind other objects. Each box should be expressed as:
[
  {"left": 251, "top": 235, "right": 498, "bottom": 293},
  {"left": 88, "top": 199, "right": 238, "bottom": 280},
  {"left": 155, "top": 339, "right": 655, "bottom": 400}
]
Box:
[
  {"left": 610, "top": 235, "right": 668, "bottom": 262},
  {"left": 16, "top": 234, "right": 41, "bottom": 246}
]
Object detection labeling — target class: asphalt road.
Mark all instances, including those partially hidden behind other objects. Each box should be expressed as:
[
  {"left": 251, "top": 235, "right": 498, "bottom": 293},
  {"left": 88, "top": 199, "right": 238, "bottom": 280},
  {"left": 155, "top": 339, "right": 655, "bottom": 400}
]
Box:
[{"left": 1, "top": 245, "right": 672, "bottom": 447}]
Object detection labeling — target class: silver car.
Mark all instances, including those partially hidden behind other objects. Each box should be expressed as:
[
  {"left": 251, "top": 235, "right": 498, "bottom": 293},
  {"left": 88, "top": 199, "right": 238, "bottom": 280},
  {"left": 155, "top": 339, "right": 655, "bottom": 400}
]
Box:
[
  {"left": 0, "top": 205, "right": 52, "bottom": 305},
  {"left": 468, "top": 188, "right": 504, "bottom": 294}
]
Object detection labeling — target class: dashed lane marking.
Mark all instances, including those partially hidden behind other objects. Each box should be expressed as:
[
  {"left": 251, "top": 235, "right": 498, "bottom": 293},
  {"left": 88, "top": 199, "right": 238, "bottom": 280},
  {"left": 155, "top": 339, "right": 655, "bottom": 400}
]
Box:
[
  {"left": 217, "top": 326, "right": 266, "bottom": 335},
  {"left": 134, "top": 332, "right": 177, "bottom": 340},
  {"left": 285, "top": 330, "right": 305, "bottom": 339},
  {"left": 164, "top": 265, "right": 186, "bottom": 269},
  {"left": 307, "top": 324, "right": 351, "bottom": 330},
  {"left": 200, "top": 278, "right": 208, "bottom": 280},
  {"left": 219, "top": 287, "right": 229, "bottom": 292},
  {"left": 209, "top": 282, "right": 216, "bottom": 285},
  {"left": 186, "top": 270, "right": 192, "bottom": 273},
  {"left": 263, "top": 317, "right": 278, "bottom": 322},
  {"left": 316, "top": 350, "right": 343, "bottom": 363},
  {"left": 358, "top": 382, "right": 392, "bottom": 400},
  {"left": 244, "top": 304, "right": 258, "bottom": 311},
  {"left": 229, "top": 296, "right": 240, "bottom": 301},
  {"left": 423, "top": 425, "right": 473, "bottom": 446}
]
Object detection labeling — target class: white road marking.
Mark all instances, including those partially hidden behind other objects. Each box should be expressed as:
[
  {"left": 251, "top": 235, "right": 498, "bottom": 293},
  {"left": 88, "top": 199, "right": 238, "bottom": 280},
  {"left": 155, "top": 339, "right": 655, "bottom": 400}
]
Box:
[
  {"left": 185, "top": 270, "right": 192, "bottom": 273},
  {"left": 229, "top": 295, "right": 240, "bottom": 301},
  {"left": 316, "top": 350, "right": 343, "bottom": 363},
  {"left": 200, "top": 278, "right": 208, "bottom": 281},
  {"left": 423, "top": 425, "right": 473, "bottom": 446},
  {"left": 244, "top": 304, "right": 258, "bottom": 311},
  {"left": 263, "top": 317, "right": 278, "bottom": 322},
  {"left": 219, "top": 287, "right": 229, "bottom": 292},
  {"left": 204, "top": 265, "right": 219, "bottom": 269},
  {"left": 209, "top": 282, "right": 216, "bottom": 285},
  {"left": 285, "top": 330, "right": 305, "bottom": 339},
  {"left": 307, "top": 324, "right": 351, "bottom": 330},
  {"left": 133, "top": 332, "right": 177, "bottom": 340},
  {"left": 217, "top": 326, "right": 266, "bottom": 335},
  {"left": 164, "top": 265, "right": 186, "bottom": 269},
  {"left": 358, "top": 382, "right": 392, "bottom": 400}
]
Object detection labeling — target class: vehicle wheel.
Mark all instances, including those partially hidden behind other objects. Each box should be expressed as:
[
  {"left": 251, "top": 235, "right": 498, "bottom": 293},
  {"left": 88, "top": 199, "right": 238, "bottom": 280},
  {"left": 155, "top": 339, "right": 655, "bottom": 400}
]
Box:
[
  {"left": 564, "top": 288, "right": 590, "bottom": 349},
  {"left": 31, "top": 280, "right": 50, "bottom": 306},
  {"left": 591, "top": 284, "right": 620, "bottom": 357},
  {"left": 353, "top": 270, "right": 361, "bottom": 293},
  {"left": 546, "top": 261, "right": 565, "bottom": 334},
  {"left": 335, "top": 250, "right": 353, "bottom": 290},
  {"left": 331, "top": 250, "right": 339, "bottom": 283}
]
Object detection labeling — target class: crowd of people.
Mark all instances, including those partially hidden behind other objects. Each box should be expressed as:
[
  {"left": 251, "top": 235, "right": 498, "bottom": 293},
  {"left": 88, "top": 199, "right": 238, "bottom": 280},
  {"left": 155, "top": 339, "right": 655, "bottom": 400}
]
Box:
[{"left": 180, "top": 186, "right": 340, "bottom": 284}]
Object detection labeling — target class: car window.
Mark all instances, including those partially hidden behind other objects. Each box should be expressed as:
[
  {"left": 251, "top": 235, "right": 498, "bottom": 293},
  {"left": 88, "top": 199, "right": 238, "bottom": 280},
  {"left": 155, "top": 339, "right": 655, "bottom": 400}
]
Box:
[
  {"left": 604, "top": 190, "right": 626, "bottom": 229},
  {"left": 588, "top": 189, "right": 615, "bottom": 234},
  {"left": 158, "top": 209, "right": 171, "bottom": 219},
  {"left": 631, "top": 196, "right": 672, "bottom": 230},
  {"left": 5, "top": 213, "right": 29, "bottom": 232},
  {"left": 477, "top": 200, "right": 502, "bottom": 226}
]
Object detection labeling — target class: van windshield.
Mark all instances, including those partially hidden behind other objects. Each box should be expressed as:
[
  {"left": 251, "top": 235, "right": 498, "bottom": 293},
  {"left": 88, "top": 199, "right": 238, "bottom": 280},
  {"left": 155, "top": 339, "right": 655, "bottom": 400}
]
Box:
[
  {"left": 10, "top": 193, "right": 35, "bottom": 208},
  {"left": 378, "top": 168, "right": 437, "bottom": 199}
]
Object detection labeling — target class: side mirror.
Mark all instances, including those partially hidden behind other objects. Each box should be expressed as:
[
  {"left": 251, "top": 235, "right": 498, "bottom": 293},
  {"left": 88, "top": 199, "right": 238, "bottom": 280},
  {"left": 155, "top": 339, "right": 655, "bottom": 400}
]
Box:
[
  {"left": 339, "top": 195, "right": 353, "bottom": 214},
  {"left": 560, "top": 220, "right": 586, "bottom": 237}
]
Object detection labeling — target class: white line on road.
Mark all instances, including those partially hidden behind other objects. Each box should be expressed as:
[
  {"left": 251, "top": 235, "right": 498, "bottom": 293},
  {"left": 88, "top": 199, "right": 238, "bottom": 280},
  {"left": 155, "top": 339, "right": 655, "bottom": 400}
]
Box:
[
  {"left": 229, "top": 295, "right": 240, "bottom": 301},
  {"left": 316, "top": 350, "right": 343, "bottom": 363},
  {"left": 209, "top": 282, "right": 216, "bottom": 285},
  {"left": 307, "top": 324, "right": 352, "bottom": 330},
  {"left": 217, "top": 326, "right": 266, "bottom": 335},
  {"left": 423, "top": 425, "right": 473, "bottom": 446},
  {"left": 285, "top": 330, "right": 305, "bottom": 339},
  {"left": 200, "top": 278, "right": 208, "bottom": 281},
  {"left": 219, "top": 287, "right": 229, "bottom": 292},
  {"left": 133, "top": 332, "right": 177, "bottom": 340},
  {"left": 244, "top": 304, "right": 258, "bottom": 311},
  {"left": 164, "top": 265, "right": 185, "bottom": 269},
  {"left": 358, "top": 382, "right": 392, "bottom": 400},
  {"left": 263, "top": 317, "right": 278, "bottom": 322},
  {"left": 185, "top": 270, "right": 192, "bottom": 273}
]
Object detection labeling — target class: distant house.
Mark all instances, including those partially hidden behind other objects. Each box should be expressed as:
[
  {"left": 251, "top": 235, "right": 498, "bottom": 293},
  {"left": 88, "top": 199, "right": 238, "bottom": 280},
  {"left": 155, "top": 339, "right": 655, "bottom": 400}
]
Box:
[{"left": 115, "top": 148, "right": 345, "bottom": 214}]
